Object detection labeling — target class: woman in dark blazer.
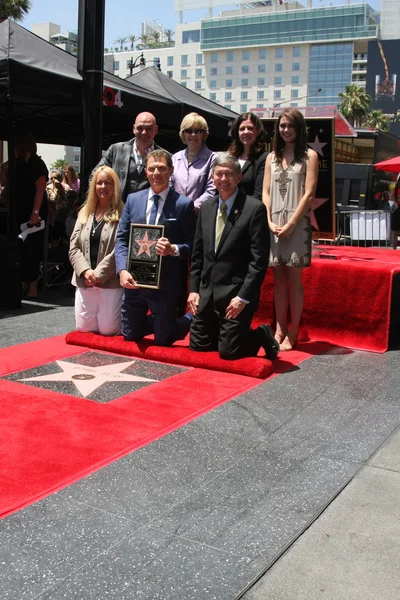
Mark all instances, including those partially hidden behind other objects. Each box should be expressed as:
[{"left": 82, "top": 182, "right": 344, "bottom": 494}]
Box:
[{"left": 228, "top": 112, "right": 268, "bottom": 200}]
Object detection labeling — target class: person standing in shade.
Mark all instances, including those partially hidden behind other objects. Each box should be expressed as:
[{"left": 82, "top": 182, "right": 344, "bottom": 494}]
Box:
[
  {"left": 262, "top": 108, "right": 318, "bottom": 351},
  {"left": 228, "top": 112, "right": 268, "bottom": 201},
  {"left": 92, "top": 112, "right": 162, "bottom": 202},
  {"left": 115, "top": 150, "right": 197, "bottom": 346},
  {"left": 188, "top": 153, "right": 279, "bottom": 361}
]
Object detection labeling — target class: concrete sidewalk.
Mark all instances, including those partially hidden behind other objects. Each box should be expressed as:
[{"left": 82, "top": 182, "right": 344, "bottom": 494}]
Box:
[{"left": 243, "top": 426, "right": 400, "bottom": 600}]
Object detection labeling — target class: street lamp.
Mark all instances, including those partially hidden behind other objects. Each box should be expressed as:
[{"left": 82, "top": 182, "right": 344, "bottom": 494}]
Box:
[
  {"left": 127, "top": 53, "right": 146, "bottom": 76},
  {"left": 272, "top": 88, "right": 322, "bottom": 116}
]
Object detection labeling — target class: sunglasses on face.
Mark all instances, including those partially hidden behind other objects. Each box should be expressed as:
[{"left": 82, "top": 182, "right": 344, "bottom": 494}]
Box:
[{"left": 184, "top": 129, "right": 204, "bottom": 135}]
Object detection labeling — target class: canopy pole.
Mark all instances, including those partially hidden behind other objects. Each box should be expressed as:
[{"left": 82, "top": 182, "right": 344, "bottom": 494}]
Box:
[{"left": 77, "top": 0, "right": 105, "bottom": 199}]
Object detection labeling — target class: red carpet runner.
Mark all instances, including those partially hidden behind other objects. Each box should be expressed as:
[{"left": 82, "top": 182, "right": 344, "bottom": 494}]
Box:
[{"left": 0, "top": 335, "right": 329, "bottom": 519}]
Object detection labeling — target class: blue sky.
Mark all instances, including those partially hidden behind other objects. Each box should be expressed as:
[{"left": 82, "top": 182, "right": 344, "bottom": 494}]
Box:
[{"left": 21, "top": 0, "right": 381, "bottom": 50}]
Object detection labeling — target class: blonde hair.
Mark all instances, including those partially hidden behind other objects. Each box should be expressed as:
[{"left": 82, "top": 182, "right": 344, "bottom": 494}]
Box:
[
  {"left": 79, "top": 166, "right": 123, "bottom": 224},
  {"left": 179, "top": 112, "right": 209, "bottom": 143}
]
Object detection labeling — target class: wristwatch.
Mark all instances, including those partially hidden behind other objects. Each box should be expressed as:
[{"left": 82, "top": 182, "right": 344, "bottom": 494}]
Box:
[{"left": 32, "top": 210, "right": 39, "bottom": 215}]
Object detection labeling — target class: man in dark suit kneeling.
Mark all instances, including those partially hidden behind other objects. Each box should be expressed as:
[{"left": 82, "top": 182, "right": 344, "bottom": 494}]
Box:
[
  {"left": 188, "top": 153, "right": 279, "bottom": 360},
  {"left": 115, "top": 150, "right": 197, "bottom": 345}
]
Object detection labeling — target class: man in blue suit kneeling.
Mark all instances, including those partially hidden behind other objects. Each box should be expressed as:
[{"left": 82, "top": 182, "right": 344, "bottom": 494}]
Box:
[{"left": 115, "top": 149, "right": 197, "bottom": 345}]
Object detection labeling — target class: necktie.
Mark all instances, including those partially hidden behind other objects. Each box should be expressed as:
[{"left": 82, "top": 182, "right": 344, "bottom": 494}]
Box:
[
  {"left": 215, "top": 201, "right": 227, "bottom": 249},
  {"left": 149, "top": 194, "right": 159, "bottom": 225}
]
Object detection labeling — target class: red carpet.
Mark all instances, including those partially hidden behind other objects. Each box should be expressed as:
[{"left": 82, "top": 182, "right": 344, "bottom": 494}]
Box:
[
  {"left": 0, "top": 335, "right": 329, "bottom": 519},
  {"left": 255, "top": 246, "right": 400, "bottom": 353}
]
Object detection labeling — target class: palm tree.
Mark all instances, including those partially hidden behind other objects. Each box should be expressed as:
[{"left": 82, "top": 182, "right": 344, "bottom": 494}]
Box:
[
  {"left": 128, "top": 34, "right": 137, "bottom": 50},
  {"left": 140, "top": 33, "right": 150, "bottom": 46},
  {"left": 114, "top": 36, "right": 127, "bottom": 51},
  {"left": 0, "top": 0, "right": 31, "bottom": 21},
  {"left": 338, "top": 84, "right": 372, "bottom": 128},
  {"left": 164, "top": 28, "right": 174, "bottom": 43},
  {"left": 364, "top": 109, "right": 390, "bottom": 132},
  {"left": 151, "top": 30, "right": 161, "bottom": 45}
]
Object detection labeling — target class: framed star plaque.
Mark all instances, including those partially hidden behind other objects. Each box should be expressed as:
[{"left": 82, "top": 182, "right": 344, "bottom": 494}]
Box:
[{"left": 127, "top": 223, "right": 164, "bottom": 289}]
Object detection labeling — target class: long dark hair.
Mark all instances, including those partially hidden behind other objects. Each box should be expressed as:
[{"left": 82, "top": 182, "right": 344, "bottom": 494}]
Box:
[
  {"left": 228, "top": 112, "right": 267, "bottom": 160},
  {"left": 273, "top": 108, "right": 308, "bottom": 164}
]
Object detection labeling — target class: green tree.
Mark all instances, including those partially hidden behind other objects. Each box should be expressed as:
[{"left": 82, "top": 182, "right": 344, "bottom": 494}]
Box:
[
  {"left": 164, "top": 29, "right": 174, "bottom": 43},
  {"left": 114, "top": 36, "right": 127, "bottom": 51},
  {"left": 0, "top": 0, "right": 31, "bottom": 21},
  {"left": 338, "top": 84, "right": 372, "bottom": 128},
  {"left": 128, "top": 34, "right": 137, "bottom": 50},
  {"left": 51, "top": 159, "right": 68, "bottom": 171},
  {"left": 139, "top": 33, "right": 150, "bottom": 46},
  {"left": 151, "top": 30, "right": 161, "bottom": 44},
  {"left": 363, "top": 109, "right": 390, "bottom": 132}
]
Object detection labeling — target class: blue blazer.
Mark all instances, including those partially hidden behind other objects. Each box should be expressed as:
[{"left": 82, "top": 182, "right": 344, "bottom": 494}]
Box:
[{"left": 115, "top": 187, "right": 196, "bottom": 290}]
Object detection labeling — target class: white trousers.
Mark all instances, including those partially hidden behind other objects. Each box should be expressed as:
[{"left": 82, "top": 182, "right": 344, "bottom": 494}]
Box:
[{"left": 75, "top": 286, "right": 124, "bottom": 336}]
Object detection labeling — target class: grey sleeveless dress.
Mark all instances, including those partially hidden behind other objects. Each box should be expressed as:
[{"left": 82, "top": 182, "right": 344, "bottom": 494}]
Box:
[{"left": 269, "top": 152, "right": 312, "bottom": 267}]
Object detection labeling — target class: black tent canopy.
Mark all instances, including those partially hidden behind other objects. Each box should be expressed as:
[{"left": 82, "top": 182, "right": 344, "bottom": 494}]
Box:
[{"left": 0, "top": 20, "right": 236, "bottom": 151}]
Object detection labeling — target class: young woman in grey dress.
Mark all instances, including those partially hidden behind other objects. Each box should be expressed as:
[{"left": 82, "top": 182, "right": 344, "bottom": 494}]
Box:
[{"left": 262, "top": 108, "right": 318, "bottom": 351}]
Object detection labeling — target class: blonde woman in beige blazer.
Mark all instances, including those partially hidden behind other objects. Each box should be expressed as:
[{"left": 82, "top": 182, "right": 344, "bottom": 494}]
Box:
[{"left": 69, "top": 166, "right": 124, "bottom": 335}]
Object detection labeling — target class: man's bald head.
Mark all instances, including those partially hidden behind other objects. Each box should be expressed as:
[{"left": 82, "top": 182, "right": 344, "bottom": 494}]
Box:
[{"left": 133, "top": 112, "right": 158, "bottom": 151}]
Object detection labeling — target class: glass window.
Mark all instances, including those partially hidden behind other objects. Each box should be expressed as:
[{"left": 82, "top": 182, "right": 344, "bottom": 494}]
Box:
[
  {"left": 291, "top": 89, "right": 299, "bottom": 98},
  {"left": 257, "top": 77, "right": 265, "bottom": 86},
  {"left": 113, "top": 61, "right": 119, "bottom": 70},
  {"left": 226, "top": 66, "right": 233, "bottom": 75},
  {"left": 210, "top": 67, "right": 217, "bottom": 75},
  {"left": 226, "top": 51, "right": 233, "bottom": 62},
  {"left": 225, "top": 104, "right": 232, "bottom": 110},
  {"left": 258, "top": 64, "right": 266, "bottom": 73},
  {"left": 242, "top": 50, "right": 250, "bottom": 60},
  {"left": 274, "top": 90, "right": 281, "bottom": 99},
  {"left": 209, "top": 93, "right": 217, "bottom": 101},
  {"left": 259, "top": 49, "right": 266, "bottom": 60},
  {"left": 211, "top": 52, "right": 218, "bottom": 63},
  {"left": 167, "top": 71, "right": 173, "bottom": 78},
  {"left": 196, "top": 68, "right": 203, "bottom": 77},
  {"left": 257, "top": 90, "right": 264, "bottom": 99},
  {"left": 181, "top": 82, "right": 187, "bottom": 87},
  {"left": 167, "top": 56, "right": 173, "bottom": 66},
  {"left": 196, "top": 53, "right": 203, "bottom": 65},
  {"left": 292, "top": 75, "right": 299, "bottom": 85},
  {"left": 256, "top": 103, "right": 264, "bottom": 108},
  {"left": 292, "top": 62, "right": 300, "bottom": 71},
  {"left": 241, "top": 78, "right": 248, "bottom": 87},
  {"left": 225, "top": 92, "right": 232, "bottom": 100},
  {"left": 293, "top": 46, "right": 301, "bottom": 57},
  {"left": 275, "top": 48, "right": 283, "bottom": 58},
  {"left": 182, "top": 30, "right": 200, "bottom": 44},
  {"left": 241, "top": 91, "right": 248, "bottom": 100},
  {"left": 274, "top": 77, "right": 282, "bottom": 85},
  {"left": 181, "top": 55, "right": 188, "bottom": 66},
  {"left": 242, "top": 65, "right": 249, "bottom": 74},
  {"left": 210, "top": 80, "right": 217, "bottom": 88},
  {"left": 290, "top": 103, "right": 298, "bottom": 107},
  {"left": 240, "top": 104, "right": 247, "bottom": 112},
  {"left": 195, "top": 81, "right": 201, "bottom": 90},
  {"left": 275, "top": 63, "right": 282, "bottom": 72},
  {"left": 181, "top": 69, "right": 187, "bottom": 78},
  {"left": 226, "top": 79, "right": 232, "bottom": 88}
]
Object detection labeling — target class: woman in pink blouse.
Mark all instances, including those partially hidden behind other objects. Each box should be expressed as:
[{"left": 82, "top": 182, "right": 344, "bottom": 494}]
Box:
[
  {"left": 62, "top": 165, "right": 80, "bottom": 194},
  {"left": 172, "top": 113, "right": 216, "bottom": 214}
]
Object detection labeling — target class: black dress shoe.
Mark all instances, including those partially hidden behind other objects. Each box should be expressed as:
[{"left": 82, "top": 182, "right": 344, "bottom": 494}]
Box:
[{"left": 258, "top": 324, "right": 280, "bottom": 359}]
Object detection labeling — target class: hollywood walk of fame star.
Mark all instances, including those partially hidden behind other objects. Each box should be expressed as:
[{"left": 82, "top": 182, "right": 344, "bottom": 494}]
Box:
[
  {"left": 136, "top": 231, "right": 156, "bottom": 257},
  {"left": 20, "top": 360, "right": 157, "bottom": 397},
  {"left": 310, "top": 197, "right": 329, "bottom": 230},
  {"left": 308, "top": 134, "right": 327, "bottom": 157}
]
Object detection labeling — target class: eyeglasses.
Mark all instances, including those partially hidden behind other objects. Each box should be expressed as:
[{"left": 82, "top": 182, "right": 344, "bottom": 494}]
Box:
[
  {"left": 184, "top": 129, "right": 204, "bottom": 135},
  {"left": 146, "top": 165, "right": 169, "bottom": 174}
]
